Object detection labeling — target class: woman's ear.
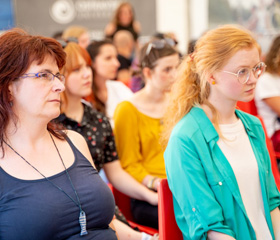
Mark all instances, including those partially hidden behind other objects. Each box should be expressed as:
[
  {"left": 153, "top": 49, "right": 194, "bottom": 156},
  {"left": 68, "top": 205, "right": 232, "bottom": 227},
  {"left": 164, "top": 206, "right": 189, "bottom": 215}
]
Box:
[
  {"left": 207, "top": 74, "right": 216, "bottom": 85},
  {"left": 8, "top": 83, "right": 14, "bottom": 102},
  {"left": 142, "top": 67, "right": 152, "bottom": 79}
]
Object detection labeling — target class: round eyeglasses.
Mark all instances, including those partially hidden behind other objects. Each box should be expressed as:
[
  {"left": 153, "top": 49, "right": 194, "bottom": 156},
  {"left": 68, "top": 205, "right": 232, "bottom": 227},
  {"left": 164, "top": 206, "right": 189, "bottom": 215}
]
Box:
[
  {"left": 222, "top": 62, "right": 266, "bottom": 84},
  {"left": 19, "top": 72, "right": 66, "bottom": 84}
]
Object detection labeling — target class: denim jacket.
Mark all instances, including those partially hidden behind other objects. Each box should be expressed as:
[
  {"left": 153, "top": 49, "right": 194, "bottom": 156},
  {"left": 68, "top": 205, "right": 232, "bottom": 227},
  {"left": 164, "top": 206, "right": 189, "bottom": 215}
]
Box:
[{"left": 165, "top": 107, "right": 280, "bottom": 240}]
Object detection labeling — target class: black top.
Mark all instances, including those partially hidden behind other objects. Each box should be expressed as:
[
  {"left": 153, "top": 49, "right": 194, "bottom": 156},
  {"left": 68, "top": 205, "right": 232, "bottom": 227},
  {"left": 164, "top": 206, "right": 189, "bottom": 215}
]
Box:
[
  {"left": 57, "top": 104, "right": 119, "bottom": 171},
  {"left": 117, "top": 54, "right": 132, "bottom": 70},
  {"left": 0, "top": 136, "right": 117, "bottom": 240},
  {"left": 107, "top": 22, "right": 139, "bottom": 41}
]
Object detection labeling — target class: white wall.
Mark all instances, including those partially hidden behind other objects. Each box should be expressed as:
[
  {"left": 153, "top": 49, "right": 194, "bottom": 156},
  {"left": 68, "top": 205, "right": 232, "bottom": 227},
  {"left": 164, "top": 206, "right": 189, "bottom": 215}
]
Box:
[
  {"left": 189, "top": 0, "right": 208, "bottom": 40},
  {"left": 155, "top": 0, "right": 189, "bottom": 54}
]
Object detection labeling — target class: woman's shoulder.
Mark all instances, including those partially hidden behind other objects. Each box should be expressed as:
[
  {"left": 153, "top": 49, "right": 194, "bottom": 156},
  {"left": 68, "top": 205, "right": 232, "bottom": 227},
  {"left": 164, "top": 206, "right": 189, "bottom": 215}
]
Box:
[
  {"left": 65, "top": 130, "right": 95, "bottom": 166},
  {"left": 115, "top": 100, "right": 137, "bottom": 114},
  {"left": 171, "top": 107, "right": 212, "bottom": 140},
  {"left": 104, "top": 22, "right": 116, "bottom": 36},
  {"left": 65, "top": 130, "right": 87, "bottom": 147},
  {"left": 133, "top": 21, "right": 141, "bottom": 33}
]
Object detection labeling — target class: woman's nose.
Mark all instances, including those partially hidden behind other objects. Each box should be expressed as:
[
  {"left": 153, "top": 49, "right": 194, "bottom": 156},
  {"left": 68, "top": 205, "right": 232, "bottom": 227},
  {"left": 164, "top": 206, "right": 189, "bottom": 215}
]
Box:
[{"left": 53, "top": 78, "right": 65, "bottom": 92}]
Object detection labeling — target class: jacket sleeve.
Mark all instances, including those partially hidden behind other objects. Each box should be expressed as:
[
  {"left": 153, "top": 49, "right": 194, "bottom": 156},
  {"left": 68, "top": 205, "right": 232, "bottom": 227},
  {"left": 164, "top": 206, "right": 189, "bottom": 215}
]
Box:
[
  {"left": 113, "top": 101, "right": 149, "bottom": 182},
  {"left": 164, "top": 134, "right": 235, "bottom": 240}
]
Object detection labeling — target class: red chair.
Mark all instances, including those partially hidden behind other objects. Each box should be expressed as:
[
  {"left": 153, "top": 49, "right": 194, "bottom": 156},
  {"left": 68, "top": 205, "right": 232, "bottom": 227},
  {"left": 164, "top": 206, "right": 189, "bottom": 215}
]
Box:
[
  {"left": 108, "top": 184, "right": 158, "bottom": 235},
  {"left": 158, "top": 179, "right": 183, "bottom": 240},
  {"left": 256, "top": 116, "right": 280, "bottom": 190},
  {"left": 236, "top": 99, "right": 258, "bottom": 116}
]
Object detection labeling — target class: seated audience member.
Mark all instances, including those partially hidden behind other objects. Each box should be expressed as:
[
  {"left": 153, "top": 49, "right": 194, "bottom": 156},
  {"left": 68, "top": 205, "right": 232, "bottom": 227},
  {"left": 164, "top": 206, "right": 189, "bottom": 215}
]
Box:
[
  {"left": 255, "top": 35, "right": 280, "bottom": 152},
  {"left": 113, "top": 30, "right": 135, "bottom": 86},
  {"left": 104, "top": 2, "right": 141, "bottom": 41},
  {"left": 0, "top": 28, "right": 117, "bottom": 239},
  {"left": 113, "top": 39, "right": 180, "bottom": 229},
  {"left": 86, "top": 39, "right": 133, "bottom": 126},
  {"left": 57, "top": 42, "right": 158, "bottom": 240},
  {"left": 163, "top": 24, "right": 280, "bottom": 240},
  {"left": 62, "top": 25, "right": 91, "bottom": 49}
]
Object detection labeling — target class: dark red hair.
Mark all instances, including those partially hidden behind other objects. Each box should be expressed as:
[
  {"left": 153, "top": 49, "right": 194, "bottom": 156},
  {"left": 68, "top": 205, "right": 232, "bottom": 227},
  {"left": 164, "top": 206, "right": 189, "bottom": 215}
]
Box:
[{"left": 0, "top": 28, "right": 66, "bottom": 156}]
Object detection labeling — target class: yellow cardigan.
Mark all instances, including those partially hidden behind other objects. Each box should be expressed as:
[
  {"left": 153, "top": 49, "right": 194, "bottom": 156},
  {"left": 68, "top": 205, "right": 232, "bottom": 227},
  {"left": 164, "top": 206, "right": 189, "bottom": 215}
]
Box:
[{"left": 113, "top": 101, "right": 166, "bottom": 182}]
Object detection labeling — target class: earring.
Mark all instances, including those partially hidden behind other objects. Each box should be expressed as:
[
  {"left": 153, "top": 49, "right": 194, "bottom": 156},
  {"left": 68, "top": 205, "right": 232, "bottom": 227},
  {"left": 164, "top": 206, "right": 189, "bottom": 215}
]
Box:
[
  {"left": 211, "top": 80, "right": 216, "bottom": 85},
  {"left": 9, "top": 101, "right": 13, "bottom": 107}
]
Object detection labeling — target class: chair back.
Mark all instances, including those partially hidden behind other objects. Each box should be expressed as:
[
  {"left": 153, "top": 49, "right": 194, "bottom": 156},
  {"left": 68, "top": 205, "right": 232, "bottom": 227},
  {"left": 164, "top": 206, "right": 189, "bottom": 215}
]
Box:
[
  {"left": 110, "top": 185, "right": 159, "bottom": 235},
  {"left": 158, "top": 179, "right": 183, "bottom": 240},
  {"left": 111, "top": 186, "right": 134, "bottom": 221},
  {"left": 256, "top": 116, "right": 280, "bottom": 190},
  {"left": 236, "top": 100, "right": 258, "bottom": 116}
]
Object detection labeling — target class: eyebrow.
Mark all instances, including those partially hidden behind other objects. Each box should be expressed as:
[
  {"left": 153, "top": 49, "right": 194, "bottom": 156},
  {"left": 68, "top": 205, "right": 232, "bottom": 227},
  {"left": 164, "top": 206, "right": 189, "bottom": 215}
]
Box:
[{"left": 39, "top": 69, "right": 60, "bottom": 75}]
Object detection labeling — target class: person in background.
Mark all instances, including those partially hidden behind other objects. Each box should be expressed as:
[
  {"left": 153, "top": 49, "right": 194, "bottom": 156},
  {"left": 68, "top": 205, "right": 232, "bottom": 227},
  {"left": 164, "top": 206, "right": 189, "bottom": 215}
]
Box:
[
  {"left": 255, "top": 35, "right": 280, "bottom": 152},
  {"left": 62, "top": 25, "right": 91, "bottom": 49},
  {"left": 104, "top": 2, "right": 141, "bottom": 41},
  {"left": 57, "top": 42, "right": 158, "bottom": 240},
  {"left": 113, "top": 30, "right": 135, "bottom": 86},
  {"left": 113, "top": 39, "right": 180, "bottom": 229},
  {"left": 0, "top": 28, "right": 117, "bottom": 240},
  {"left": 86, "top": 39, "right": 133, "bottom": 126},
  {"left": 163, "top": 24, "right": 280, "bottom": 240}
]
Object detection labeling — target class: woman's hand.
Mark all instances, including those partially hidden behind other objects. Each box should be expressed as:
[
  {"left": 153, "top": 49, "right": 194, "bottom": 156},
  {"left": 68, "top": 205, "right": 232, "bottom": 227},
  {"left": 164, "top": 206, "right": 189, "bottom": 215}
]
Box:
[{"left": 146, "top": 190, "right": 158, "bottom": 206}]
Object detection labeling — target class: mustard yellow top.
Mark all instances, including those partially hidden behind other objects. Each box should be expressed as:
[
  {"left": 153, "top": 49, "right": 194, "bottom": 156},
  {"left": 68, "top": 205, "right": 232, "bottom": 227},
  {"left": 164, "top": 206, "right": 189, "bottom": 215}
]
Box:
[{"left": 113, "top": 101, "right": 166, "bottom": 182}]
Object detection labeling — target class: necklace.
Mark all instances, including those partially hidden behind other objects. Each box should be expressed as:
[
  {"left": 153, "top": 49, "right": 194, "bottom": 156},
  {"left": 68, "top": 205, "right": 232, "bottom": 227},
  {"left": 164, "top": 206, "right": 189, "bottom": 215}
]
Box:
[{"left": 4, "top": 133, "right": 88, "bottom": 236}]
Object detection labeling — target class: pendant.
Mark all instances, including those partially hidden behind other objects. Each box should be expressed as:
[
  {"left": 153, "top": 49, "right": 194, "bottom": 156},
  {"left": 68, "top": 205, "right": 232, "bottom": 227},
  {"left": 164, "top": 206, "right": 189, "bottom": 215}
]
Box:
[{"left": 79, "top": 210, "right": 88, "bottom": 236}]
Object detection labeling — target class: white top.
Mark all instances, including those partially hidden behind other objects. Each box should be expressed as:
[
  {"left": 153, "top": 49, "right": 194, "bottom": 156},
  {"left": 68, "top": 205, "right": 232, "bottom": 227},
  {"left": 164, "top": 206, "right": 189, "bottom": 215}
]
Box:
[
  {"left": 105, "top": 80, "right": 133, "bottom": 127},
  {"left": 217, "top": 119, "right": 272, "bottom": 240},
  {"left": 255, "top": 72, "right": 280, "bottom": 137}
]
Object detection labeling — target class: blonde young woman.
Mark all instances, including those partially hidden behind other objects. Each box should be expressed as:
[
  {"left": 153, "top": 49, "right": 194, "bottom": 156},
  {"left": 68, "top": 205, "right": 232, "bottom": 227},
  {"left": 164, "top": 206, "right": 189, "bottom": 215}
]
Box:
[
  {"left": 162, "top": 25, "right": 280, "bottom": 240},
  {"left": 62, "top": 25, "right": 91, "bottom": 49},
  {"left": 114, "top": 39, "right": 180, "bottom": 229}
]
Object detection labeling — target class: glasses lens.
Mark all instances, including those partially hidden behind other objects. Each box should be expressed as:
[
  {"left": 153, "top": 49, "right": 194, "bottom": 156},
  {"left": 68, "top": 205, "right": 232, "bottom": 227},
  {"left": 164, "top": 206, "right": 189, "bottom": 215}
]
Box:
[
  {"left": 38, "top": 72, "right": 53, "bottom": 81},
  {"left": 56, "top": 74, "right": 65, "bottom": 84},
  {"left": 253, "top": 62, "right": 266, "bottom": 78},
  {"left": 152, "top": 40, "right": 165, "bottom": 49},
  {"left": 164, "top": 38, "right": 176, "bottom": 47},
  {"left": 237, "top": 68, "right": 250, "bottom": 84}
]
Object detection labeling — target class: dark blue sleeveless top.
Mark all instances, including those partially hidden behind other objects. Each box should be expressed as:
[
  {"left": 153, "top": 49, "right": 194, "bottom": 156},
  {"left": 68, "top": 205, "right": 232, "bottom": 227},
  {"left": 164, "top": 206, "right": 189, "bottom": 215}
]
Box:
[{"left": 0, "top": 136, "right": 117, "bottom": 240}]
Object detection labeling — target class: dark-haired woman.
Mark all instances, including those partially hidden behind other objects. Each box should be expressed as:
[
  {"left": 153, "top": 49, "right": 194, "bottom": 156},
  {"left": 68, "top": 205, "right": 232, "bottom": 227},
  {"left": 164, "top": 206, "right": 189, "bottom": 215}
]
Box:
[
  {"left": 113, "top": 39, "right": 180, "bottom": 229},
  {"left": 86, "top": 39, "right": 133, "bottom": 127},
  {"left": 255, "top": 35, "right": 280, "bottom": 152},
  {"left": 0, "top": 28, "right": 117, "bottom": 240}
]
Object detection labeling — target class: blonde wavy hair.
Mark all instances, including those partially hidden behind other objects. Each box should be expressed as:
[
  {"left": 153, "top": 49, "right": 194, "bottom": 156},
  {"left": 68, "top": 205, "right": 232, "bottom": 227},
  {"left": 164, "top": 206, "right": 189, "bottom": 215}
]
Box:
[{"left": 161, "top": 24, "right": 261, "bottom": 147}]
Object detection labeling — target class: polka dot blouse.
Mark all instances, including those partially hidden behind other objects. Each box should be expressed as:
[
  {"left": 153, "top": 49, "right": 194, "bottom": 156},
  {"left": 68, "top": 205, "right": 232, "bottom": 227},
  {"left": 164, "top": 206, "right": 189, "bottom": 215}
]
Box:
[{"left": 57, "top": 103, "right": 119, "bottom": 171}]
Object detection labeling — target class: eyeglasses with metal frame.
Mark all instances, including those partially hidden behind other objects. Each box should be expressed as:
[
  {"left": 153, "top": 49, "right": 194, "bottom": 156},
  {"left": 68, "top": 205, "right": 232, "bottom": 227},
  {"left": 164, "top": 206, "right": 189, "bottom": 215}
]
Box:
[
  {"left": 19, "top": 72, "right": 66, "bottom": 84},
  {"left": 222, "top": 62, "right": 266, "bottom": 84}
]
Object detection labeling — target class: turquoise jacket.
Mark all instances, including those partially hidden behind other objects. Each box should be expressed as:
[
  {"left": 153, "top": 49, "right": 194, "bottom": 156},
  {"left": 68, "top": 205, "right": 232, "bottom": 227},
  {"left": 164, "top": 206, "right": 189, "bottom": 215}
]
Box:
[{"left": 164, "top": 107, "right": 280, "bottom": 240}]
